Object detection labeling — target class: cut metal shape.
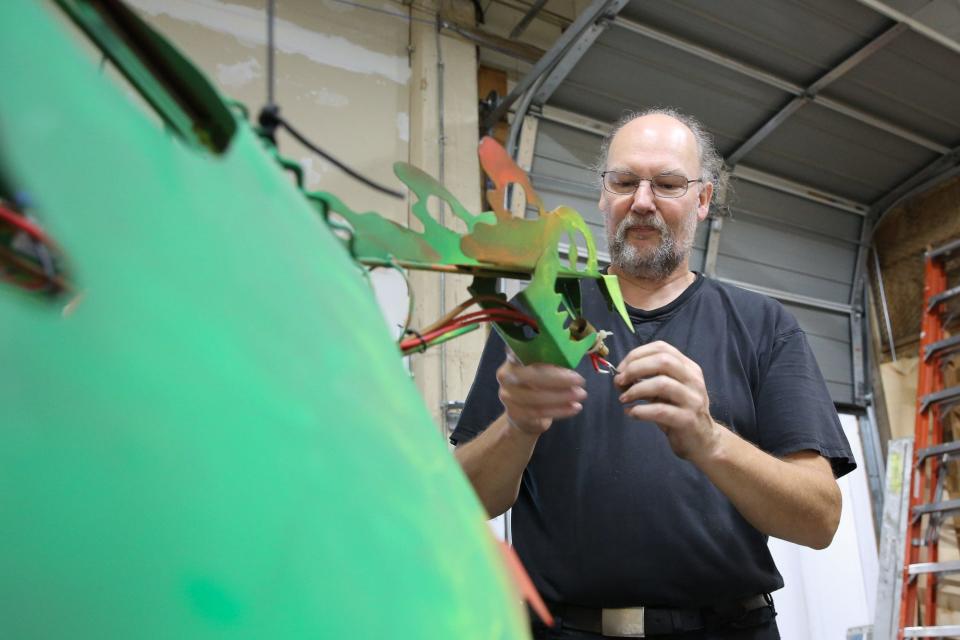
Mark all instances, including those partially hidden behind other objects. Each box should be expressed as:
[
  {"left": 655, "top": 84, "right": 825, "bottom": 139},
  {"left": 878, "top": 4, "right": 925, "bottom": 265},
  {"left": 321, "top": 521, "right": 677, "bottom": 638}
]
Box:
[{"left": 305, "top": 137, "right": 632, "bottom": 368}]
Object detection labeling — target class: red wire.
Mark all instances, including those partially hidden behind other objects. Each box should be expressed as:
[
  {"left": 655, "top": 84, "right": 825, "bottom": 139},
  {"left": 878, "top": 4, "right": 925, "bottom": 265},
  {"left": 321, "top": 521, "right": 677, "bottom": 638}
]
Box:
[
  {"left": 450, "top": 309, "right": 536, "bottom": 327},
  {"left": 597, "top": 356, "right": 615, "bottom": 370},
  {"left": 400, "top": 308, "right": 538, "bottom": 352},
  {"left": 400, "top": 314, "right": 530, "bottom": 351},
  {"left": 0, "top": 204, "right": 47, "bottom": 243},
  {"left": 588, "top": 353, "right": 619, "bottom": 374},
  {"left": 589, "top": 353, "right": 601, "bottom": 372}
]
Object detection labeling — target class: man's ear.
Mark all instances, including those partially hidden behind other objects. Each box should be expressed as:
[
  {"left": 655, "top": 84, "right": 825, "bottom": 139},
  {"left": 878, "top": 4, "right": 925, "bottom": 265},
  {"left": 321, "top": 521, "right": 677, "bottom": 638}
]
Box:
[{"left": 697, "top": 182, "right": 714, "bottom": 221}]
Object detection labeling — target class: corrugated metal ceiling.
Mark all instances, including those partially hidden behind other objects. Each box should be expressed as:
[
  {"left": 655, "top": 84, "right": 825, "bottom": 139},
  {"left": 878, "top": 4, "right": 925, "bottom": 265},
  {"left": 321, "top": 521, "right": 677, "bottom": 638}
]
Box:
[{"left": 540, "top": 0, "right": 960, "bottom": 213}]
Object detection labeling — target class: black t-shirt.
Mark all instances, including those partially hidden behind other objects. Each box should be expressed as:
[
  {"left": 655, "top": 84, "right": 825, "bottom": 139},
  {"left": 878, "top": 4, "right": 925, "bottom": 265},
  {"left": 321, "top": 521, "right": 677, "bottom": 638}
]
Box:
[{"left": 451, "top": 273, "right": 856, "bottom": 608}]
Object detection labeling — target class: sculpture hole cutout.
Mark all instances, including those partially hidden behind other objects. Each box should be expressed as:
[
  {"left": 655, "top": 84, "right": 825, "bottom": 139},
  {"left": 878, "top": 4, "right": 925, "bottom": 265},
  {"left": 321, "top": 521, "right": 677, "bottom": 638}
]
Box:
[
  {"left": 562, "top": 229, "right": 590, "bottom": 273},
  {"left": 327, "top": 211, "right": 356, "bottom": 245}
]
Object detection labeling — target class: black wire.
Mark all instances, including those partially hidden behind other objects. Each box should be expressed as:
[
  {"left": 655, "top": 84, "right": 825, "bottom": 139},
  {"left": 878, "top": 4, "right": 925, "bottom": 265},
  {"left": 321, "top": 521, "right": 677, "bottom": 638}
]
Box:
[
  {"left": 258, "top": 0, "right": 403, "bottom": 199},
  {"left": 274, "top": 115, "right": 404, "bottom": 199}
]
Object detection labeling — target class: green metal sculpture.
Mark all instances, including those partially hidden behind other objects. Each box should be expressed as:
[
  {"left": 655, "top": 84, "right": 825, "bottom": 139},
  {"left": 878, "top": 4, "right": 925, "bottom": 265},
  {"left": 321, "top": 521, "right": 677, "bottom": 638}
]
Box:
[
  {"left": 308, "top": 137, "right": 632, "bottom": 367},
  {"left": 0, "top": 0, "right": 625, "bottom": 637}
]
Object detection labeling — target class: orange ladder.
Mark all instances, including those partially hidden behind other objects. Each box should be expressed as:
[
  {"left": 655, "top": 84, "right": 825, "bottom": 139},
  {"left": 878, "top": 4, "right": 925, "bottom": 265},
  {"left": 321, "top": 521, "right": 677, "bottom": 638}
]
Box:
[{"left": 898, "top": 239, "right": 960, "bottom": 639}]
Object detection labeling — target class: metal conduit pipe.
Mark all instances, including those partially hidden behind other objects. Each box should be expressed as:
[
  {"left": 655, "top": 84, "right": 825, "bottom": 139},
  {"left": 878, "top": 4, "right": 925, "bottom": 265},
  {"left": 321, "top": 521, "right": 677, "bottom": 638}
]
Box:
[
  {"left": 435, "top": 21, "right": 448, "bottom": 423},
  {"left": 872, "top": 248, "right": 898, "bottom": 363},
  {"left": 505, "top": 76, "right": 545, "bottom": 213}
]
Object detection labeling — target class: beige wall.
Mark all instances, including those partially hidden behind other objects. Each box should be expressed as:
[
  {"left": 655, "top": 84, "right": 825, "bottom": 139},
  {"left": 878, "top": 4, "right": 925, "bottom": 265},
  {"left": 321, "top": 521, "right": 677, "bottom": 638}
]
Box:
[
  {"left": 129, "top": 0, "right": 411, "bottom": 218},
  {"left": 880, "top": 357, "right": 919, "bottom": 441},
  {"left": 132, "top": 0, "right": 486, "bottom": 434}
]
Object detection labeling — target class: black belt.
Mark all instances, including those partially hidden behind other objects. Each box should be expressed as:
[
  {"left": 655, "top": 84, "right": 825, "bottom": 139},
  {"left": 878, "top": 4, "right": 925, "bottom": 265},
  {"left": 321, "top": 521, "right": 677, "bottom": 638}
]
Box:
[{"left": 545, "top": 594, "right": 774, "bottom": 637}]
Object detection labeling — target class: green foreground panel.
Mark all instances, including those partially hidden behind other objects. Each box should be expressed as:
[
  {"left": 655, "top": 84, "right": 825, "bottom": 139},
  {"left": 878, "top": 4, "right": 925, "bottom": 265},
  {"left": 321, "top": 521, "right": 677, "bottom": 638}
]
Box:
[{"left": 0, "top": 2, "right": 527, "bottom": 638}]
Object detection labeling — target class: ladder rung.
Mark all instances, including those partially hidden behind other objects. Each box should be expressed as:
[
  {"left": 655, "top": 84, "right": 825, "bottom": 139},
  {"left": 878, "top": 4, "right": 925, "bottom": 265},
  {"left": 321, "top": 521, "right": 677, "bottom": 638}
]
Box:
[
  {"left": 925, "top": 334, "right": 960, "bottom": 362},
  {"left": 928, "top": 237, "right": 960, "bottom": 260},
  {"left": 909, "top": 560, "right": 960, "bottom": 575},
  {"left": 920, "top": 385, "right": 960, "bottom": 413},
  {"left": 904, "top": 625, "right": 960, "bottom": 637},
  {"left": 917, "top": 441, "right": 960, "bottom": 461},
  {"left": 914, "top": 498, "right": 960, "bottom": 517},
  {"left": 928, "top": 284, "right": 960, "bottom": 311}
]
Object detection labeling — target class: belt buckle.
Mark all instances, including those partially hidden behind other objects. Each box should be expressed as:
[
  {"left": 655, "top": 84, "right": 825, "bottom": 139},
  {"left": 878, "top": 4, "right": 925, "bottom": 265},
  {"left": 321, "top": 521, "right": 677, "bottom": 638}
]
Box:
[{"left": 601, "top": 607, "right": 645, "bottom": 637}]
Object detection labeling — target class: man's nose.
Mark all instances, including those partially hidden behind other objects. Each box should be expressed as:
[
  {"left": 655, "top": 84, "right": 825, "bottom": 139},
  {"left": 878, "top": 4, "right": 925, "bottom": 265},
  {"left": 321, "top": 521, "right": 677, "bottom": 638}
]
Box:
[{"left": 631, "top": 180, "right": 657, "bottom": 212}]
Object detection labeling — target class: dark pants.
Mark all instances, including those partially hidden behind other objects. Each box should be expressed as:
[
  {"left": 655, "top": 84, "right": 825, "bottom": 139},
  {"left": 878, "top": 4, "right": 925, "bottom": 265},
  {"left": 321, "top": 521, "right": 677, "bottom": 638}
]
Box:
[{"left": 530, "top": 608, "right": 780, "bottom": 640}]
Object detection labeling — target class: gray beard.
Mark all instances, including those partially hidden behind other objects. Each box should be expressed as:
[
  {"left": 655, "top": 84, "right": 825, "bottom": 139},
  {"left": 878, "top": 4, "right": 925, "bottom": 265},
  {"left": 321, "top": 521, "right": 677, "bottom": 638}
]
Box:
[{"left": 608, "top": 210, "right": 698, "bottom": 280}]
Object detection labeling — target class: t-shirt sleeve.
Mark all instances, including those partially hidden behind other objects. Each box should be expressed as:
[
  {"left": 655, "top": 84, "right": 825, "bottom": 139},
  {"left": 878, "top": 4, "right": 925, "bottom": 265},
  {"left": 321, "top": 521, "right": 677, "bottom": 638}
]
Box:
[
  {"left": 756, "top": 327, "right": 857, "bottom": 479},
  {"left": 449, "top": 330, "right": 508, "bottom": 446}
]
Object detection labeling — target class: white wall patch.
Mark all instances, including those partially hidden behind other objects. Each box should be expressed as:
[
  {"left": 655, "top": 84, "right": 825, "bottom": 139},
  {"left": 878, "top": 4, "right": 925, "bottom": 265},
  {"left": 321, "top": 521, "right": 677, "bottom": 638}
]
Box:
[
  {"left": 300, "top": 157, "right": 331, "bottom": 189},
  {"left": 216, "top": 58, "right": 261, "bottom": 88},
  {"left": 309, "top": 88, "right": 350, "bottom": 108},
  {"left": 396, "top": 112, "right": 410, "bottom": 142},
  {"left": 128, "top": 0, "right": 412, "bottom": 85}
]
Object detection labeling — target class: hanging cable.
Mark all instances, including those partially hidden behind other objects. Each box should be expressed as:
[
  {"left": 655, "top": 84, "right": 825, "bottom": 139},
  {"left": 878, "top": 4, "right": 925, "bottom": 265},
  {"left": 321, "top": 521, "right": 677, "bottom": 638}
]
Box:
[
  {"left": 256, "top": 0, "right": 403, "bottom": 199},
  {"left": 268, "top": 113, "right": 404, "bottom": 199}
]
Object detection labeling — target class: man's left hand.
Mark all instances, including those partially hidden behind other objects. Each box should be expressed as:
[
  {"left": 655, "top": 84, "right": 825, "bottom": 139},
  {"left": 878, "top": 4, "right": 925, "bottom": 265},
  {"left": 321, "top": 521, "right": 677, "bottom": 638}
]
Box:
[{"left": 614, "top": 340, "right": 720, "bottom": 462}]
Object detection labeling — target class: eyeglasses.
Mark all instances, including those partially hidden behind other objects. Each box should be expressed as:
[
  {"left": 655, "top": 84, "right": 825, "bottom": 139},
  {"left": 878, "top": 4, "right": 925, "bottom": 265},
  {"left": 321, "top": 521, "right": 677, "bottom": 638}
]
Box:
[{"left": 600, "top": 170, "right": 702, "bottom": 199}]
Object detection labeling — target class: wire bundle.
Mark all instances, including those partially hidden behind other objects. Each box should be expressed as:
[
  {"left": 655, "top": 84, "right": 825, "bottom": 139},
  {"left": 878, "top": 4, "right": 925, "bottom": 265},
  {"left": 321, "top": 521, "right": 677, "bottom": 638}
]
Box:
[
  {"left": 400, "top": 296, "right": 537, "bottom": 356},
  {"left": 0, "top": 203, "right": 47, "bottom": 243},
  {"left": 0, "top": 201, "right": 65, "bottom": 294},
  {"left": 588, "top": 352, "right": 618, "bottom": 375}
]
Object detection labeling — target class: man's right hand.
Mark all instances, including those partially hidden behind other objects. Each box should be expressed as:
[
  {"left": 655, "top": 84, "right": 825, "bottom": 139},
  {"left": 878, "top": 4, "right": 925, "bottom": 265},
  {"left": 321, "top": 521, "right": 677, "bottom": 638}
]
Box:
[{"left": 496, "top": 351, "right": 587, "bottom": 435}]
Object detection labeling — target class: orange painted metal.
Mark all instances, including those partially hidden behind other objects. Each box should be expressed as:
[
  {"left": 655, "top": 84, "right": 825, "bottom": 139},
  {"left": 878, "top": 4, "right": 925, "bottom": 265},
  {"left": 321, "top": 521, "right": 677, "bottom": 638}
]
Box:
[
  {"left": 897, "top": 252, "right": 948, "bottom": 638},
  {"left": 499, "top": 540, "right": 555, "bottom": 628}
]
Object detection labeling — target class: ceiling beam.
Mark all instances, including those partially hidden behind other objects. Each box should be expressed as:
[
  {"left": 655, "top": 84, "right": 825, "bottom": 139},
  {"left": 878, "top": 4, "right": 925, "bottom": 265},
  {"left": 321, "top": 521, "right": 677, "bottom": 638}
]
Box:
[
  {"left": 726, "top": 97, "right": 809, "bottom": 166},
  {"left": 806, "top": 23, "right": 907, "bottom": 93},
  {"left": 731, "top": 166, "right": 869, "bottom": 216},
  {"left": 869, "top": 146, "right": 960, "bottom": 227},
  {"left": 509, "top": 0, "right": 548, "bottom": 39},
  {"left": 855, "top": 0, "right": 960, "bottom": 57},
  {"left": 440, "top": 20, "right": 543, "bottom": 63},
  {"left": 530, "top": 0, "right": 629, "bottom": 105},
  {"left": 849, "top": 144, "right": 960, "bottom": 306},
  {"left": 480, "top": 0, "right": 626, "bottom": 131},
  {"left": 613, "top": 18, "right": 948, "bottom": 154},
  {"left": 537, "top": 105, "right": 871, "bottom": 216},
  {"left": 727, "top": 23, "right": 909, "bottom": 165},
  {"left": 614, "top": 18, "right": 799, "bottom": 92}
]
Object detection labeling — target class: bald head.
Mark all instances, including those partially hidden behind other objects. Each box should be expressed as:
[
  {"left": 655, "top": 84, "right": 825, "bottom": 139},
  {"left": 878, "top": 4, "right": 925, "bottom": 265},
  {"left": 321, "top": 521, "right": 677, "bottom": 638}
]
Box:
[
  {"left": 597, "top": 108, "right": 724, "bottom": 210},
  {"left": 607, "top": 114, "right": 702, "bottom": 178}
]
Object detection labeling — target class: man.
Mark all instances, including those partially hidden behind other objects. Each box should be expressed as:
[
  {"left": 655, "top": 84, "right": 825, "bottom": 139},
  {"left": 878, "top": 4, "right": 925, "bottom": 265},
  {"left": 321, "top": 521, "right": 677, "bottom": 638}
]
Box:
[{"left": 451, "top": 108, "right": 856, "bottom": 639}]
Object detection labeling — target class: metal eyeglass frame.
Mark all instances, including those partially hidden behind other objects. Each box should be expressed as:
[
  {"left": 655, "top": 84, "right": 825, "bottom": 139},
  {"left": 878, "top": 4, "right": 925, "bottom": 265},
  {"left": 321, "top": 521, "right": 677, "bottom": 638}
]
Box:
[{"left": 599, "top": 171, "right": 702, "bottom": 199}]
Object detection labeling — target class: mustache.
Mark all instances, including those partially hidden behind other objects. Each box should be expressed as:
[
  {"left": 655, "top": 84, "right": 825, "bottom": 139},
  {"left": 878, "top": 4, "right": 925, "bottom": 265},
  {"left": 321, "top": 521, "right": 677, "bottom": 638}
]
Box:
[{"left": 615, "top": 212, "right": 669, "bottom": 237}]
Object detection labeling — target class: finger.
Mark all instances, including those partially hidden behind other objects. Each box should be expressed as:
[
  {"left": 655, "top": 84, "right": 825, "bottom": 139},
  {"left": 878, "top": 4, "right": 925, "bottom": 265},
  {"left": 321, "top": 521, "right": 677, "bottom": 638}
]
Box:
[
  {"left": 509, "top": 401, "right": 584, "bottom": 423},
  {"left": 498, "top": 362, "right": 585, "bottom": 390},
  {"left": 614, "top": 351, "right": 689, "bottom": 389},
  {"left": 616, "top": 340, "right": 684, "bottom": 370},
  {"left": 618, "top": 375, "right": 695, "bottom": 407},
  {"left": 500, "top": 385, "right": 587, "bottom": 410},
  {"left": 624, "top": 401, "right": 685, "bottom": 427}
]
